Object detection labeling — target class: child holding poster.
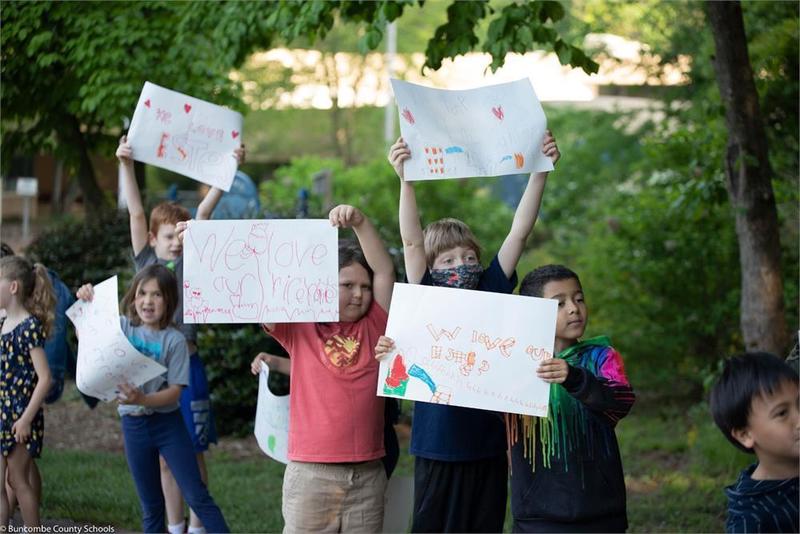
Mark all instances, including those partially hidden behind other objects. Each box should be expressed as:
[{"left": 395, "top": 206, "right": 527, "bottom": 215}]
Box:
[
  {"left": 251, "top": 204, "right": 395, "bottom": 533},
  {"left": 511, "top": 265, "right": 635, "bottom": 532},
  {"left": 75, "top": 265, "right": 228, "bottom": 533},
  {"left": 383, "top": 132, "right": 558, "bottom": 532},
  {"left": 250, "top": 352, "right": 402, "bottom": 479},
  {"left": 0, "top": 256, "right": 54, "bottom": 528},
  {"left": 117, "top": 136, "right": 243, "bottom": 534}
]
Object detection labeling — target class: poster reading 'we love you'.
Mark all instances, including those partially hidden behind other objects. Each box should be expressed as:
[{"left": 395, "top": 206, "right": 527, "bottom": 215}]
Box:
[
  {"left": 183, "top": 219, "right": 339, "bottom": 324},
  {"left": 378, "top": 283, "right": 557, "bottom": 417},
  {"left": 127, "top": 82, "right": 242, "bottom": 191},
  {"left": 392, "top": 78, "right": 553, "bottom": 181}
]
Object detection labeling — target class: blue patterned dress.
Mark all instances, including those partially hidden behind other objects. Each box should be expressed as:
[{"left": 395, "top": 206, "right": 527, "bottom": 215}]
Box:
[{"left": 0, "top": 316, "right": 45, "bottom": 458}]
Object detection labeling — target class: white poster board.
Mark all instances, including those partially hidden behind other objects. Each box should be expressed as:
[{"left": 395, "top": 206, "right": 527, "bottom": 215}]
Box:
[
  {"left": 127, "top": 81, "right": 242, "bottom": 192},
  {"left": 183, "top": 219, "right": 339, "bottom": 324},
  {"left": 378, "top": 283, "right": 557, "bottom": 417},
  {"left": 254, "top": 362, "right": 290, "bottom": 464},
  {"left": 391, "top": 78, "right": 553, "bottom": 181},
  {"left": 66, "top": 276, "right": 167, "bottom": 402}
]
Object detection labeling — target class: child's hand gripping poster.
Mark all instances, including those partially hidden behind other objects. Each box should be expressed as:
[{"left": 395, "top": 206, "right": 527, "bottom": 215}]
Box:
[
  {"left": 378, "top": 283, "right": 557, "bottom": 417},
  {"left": 391, "top": 78, "right": 553, "bottom": 181},
  {"left": 182, "top": 219, "right": 339, "bottom": 324},
  {"left": 254, "top": 362, "right": 290, "bottom": 464},
  {"left": 126, "top": 81, "right": 242, "bottom": 192},
  {"left": 66, "top": 276, "right": 167, "bottom": 402}
]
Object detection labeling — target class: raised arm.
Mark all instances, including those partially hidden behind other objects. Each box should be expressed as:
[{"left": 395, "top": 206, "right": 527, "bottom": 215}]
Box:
[
  {"left": 389, "top": 138, "right": 426, "bottom": 284},
  {"left": 497, "top": 130, "right": 560, "bottom": 278},
  {"left": 117, "top": 136, "right": 148, "bottom": 255},
  {"left": 195, "top": 187, "right": 223, "bottom": 221},
  {"left": 195, "top": 144, "right": 246, "bottom": 220},
  {"left": 329, "top": 204, "right": 395, "bottom": 311}
]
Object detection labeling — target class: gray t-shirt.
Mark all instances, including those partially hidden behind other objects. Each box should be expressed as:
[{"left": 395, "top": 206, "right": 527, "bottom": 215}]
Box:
[
  {"left": 133, "top": 245, "right": 197, "bottom": 343},
  {"left": 117, "top": 316, "right": 190, "bottom": 417}
]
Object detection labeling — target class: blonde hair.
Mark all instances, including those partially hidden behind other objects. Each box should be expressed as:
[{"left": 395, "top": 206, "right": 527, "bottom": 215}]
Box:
[
  {"left": 0, "top": 256, "right": 55, "bottom": 337},
  {"left": 149, "top": 202, "right": 190, "bottom": 236},
  {"left": 423, "top": 218, "right": 482, "bottom": 268}
]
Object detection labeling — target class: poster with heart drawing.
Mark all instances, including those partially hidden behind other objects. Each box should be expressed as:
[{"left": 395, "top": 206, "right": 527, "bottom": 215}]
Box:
[
  {"left": 127, "top": 81, "right": 242, "bottom": 192},
  {"left": 391, "top": 78, "right": 553, "bottom": 181}
]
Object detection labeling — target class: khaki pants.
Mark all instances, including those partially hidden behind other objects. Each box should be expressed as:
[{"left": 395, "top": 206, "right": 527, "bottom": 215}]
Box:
[{"left": 282, "top": 460, "right": 387, "bottom": 534}]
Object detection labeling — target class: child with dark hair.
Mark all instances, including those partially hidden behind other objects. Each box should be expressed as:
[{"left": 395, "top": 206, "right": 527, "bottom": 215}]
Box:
[
  {"left": 251, "top": 204, "right": 396, "bottom": 533},
  {"left": 117, "top": 137, "right": 244, "bottom": 534},
  {"left": 710, "top": 352, "right": 799, "bottom": 533},
  {"left": 76, "top": 265, "right": 228, "bottom": 533},
  {"left": 511, "top": 264, "right": 635, "bottom": 532}
]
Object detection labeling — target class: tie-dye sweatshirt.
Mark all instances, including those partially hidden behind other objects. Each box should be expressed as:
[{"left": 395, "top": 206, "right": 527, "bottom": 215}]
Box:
[{"left": 507, "top": 337, "right": 635, "bottom": 531}]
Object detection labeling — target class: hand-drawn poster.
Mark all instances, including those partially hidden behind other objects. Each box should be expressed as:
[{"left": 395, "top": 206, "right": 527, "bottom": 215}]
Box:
[
  {"left": 183, "top": 219, "right": 339, "bottom": 324},
  {"left": 254, "top": 362, "right": 290, "bottom": 464},
  {"left": 378, "top": 283, "right": 557, "bottom": 417},
  {"left": 391, "top": 78, "right": 553, "bottom": 181},
  {"left": 66, "top": 276, "right": 167, "bottom": 402},
  {"left": 127, "top": 81, "right": 242, "bottom": 192}
]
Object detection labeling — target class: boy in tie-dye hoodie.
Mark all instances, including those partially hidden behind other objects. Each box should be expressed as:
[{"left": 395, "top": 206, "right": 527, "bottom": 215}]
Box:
[{"left": 509, "top": 264, "right": 635, "bottom": 532}]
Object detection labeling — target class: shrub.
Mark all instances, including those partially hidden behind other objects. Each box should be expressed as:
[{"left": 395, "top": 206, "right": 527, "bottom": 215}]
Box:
[
  {"left": 200, "top": 324, "right": 289, "bottom": 437},
  {"left": 26, "top": 209, "right": 133, "bottom": 292}
]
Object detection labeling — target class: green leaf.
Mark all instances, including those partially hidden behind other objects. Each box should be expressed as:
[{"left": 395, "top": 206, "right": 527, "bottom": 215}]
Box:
[{"left": 554, "top": 39, "right": 572, "bottom": 65}]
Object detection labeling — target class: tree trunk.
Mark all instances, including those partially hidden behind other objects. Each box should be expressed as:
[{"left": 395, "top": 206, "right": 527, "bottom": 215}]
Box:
[
  {"left": 323, "top": 53, "right": 350, "bottom": 163},
  {"left": 61, "top": 114, "right": 108, "bottom": 215},
  {"left": 706, "top": 1, "right": 789, "bottom": 354}
]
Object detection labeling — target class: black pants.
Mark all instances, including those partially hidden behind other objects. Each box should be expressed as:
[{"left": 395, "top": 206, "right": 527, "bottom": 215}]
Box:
[
  {"left": 513, "top": 514, "right": 627, "bottom": 533},
  {"left": 412, "top": 454, "right": 507, "bottom": 533}
]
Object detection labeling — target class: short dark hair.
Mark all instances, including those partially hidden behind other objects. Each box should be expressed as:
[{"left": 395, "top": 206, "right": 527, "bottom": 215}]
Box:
[
  {"left": 519, "top": 264, "right": 581, "bottom": 297},
  {"left": 120, "top": 264, "right": 178, "bottom": 329},
  {"left": 338, "top": 239, "right": 373, "bottom": 281},
  {"left": 709, "top": 352, "right": 799, "bottom": 453},
  {"left": 0, "top": 242, "right": 14, "bottom": 258}
]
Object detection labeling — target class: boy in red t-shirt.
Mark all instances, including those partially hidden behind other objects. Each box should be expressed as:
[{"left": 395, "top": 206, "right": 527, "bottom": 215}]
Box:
[{"left": 252, "top": 204, "right": 395, "bottom": 533}]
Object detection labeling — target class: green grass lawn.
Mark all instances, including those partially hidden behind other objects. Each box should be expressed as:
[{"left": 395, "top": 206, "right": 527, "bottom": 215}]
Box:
[
  {"left": 39, "top": 402, "right": 748, "bottom": 532},
  {"left": 40, "top": 449, "right": 287, "bottom": 532}
]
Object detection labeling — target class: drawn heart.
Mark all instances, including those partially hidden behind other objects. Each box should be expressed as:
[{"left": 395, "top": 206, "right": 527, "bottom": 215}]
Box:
[
  {"left": 491, "top": 106, "right": 504, "bottom": 120},
  {"left": 184, "top": 103, "right": 192, "bottom": 114},
  {"left": 268, "top": 435, "right": 276, "bottom": 453},
  {"left": 401, "top": 108, "right": 415, "bottom": 125},
  {"left": 144, "top": 99, "right": 151, "bottom": 108},
  {"left": 231, "top": 130, "right": 239, "bottom": 139}
]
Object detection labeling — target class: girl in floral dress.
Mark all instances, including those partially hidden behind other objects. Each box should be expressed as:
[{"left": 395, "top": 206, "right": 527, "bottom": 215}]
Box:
[{"left": 0, "top": 256, "right": 55, "bottom": 528}]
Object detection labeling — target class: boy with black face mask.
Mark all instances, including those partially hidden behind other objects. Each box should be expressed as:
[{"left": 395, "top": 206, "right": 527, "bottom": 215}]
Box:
[{"left": 379, "top": 132, "right": 559, "bottom": 532}]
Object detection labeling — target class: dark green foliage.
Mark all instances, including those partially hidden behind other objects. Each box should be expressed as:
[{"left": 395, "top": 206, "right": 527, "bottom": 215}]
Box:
[
  {"left": 26, "top": 210, "right": 133, "bottom": 292},
  {"left": 199, "top": 324, "right": 289, "bottom": 437}
]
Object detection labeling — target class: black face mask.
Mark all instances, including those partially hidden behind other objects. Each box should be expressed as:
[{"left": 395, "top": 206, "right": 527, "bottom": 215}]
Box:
[{"left": 430, "top": 263, "right": 483, "bottom": 290}]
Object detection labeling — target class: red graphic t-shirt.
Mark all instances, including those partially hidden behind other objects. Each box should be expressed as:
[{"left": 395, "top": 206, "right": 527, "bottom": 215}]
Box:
[{"left": 269, "top": 300, "right": 388, "bottom": 462}]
